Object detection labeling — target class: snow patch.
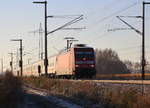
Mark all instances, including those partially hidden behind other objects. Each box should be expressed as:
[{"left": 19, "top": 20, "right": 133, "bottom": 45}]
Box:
[{"left": 27, "top": 88, "right": 84, "bottom": 108}]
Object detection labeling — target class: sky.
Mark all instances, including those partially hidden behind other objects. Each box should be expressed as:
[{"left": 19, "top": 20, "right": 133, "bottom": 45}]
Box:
[{"left": 0, "top": 0, "right": 150, "bottom": 70}]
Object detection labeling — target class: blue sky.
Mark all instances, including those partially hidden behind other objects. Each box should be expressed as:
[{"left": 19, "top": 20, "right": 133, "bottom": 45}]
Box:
[{"left": 0, "top": 0, "right": 150, "bottom": 69}]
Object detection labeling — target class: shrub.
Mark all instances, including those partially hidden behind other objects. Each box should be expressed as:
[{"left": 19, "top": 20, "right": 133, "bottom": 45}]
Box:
[{"left": 0, "top": 71, "right": 22, "bottom": 108}]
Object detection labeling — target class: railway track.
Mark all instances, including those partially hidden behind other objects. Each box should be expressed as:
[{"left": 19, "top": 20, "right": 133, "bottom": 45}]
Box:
[
  {"left": 24, "top": 77, "right": 150, "bottom": 95},
  {"left": 89, "top": 80, "right": 150, "bottom": 85},
  {"left": 61, "top": 79, "right": 150, "bottom": 94},
  {"left": 57, "top": 79, "right": 150, "bottom": 85}
]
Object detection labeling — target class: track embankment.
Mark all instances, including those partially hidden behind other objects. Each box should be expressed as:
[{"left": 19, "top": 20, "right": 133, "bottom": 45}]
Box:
[{"left": 23, "top": 77, "right": 150, "bottom": 108}]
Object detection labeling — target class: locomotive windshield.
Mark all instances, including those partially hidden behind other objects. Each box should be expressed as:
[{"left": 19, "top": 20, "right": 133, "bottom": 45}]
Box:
[
  {"left": 75, "top": 51, "right": 94, "bottom": 59},
  {"left": 74, "top": 48, "right": 94, "bottom": 59},
  {"left": 74, "top": 48, "right": 95, "bottom": 66}
]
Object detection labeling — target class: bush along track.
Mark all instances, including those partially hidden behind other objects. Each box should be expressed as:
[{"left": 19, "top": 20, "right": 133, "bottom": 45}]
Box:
[{"left": 0, "top": 72, "right": 22, "bottom": 108}]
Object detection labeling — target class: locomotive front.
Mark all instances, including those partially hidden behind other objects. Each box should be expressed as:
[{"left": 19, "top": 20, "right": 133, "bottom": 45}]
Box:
[{"left": 73, "top": 44, "right": 96, "bottom": 78}]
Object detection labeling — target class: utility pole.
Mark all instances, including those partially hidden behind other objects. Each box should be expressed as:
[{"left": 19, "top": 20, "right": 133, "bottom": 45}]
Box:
[
  {"left": 8, "top": 53, "right": 13, "bottom": 73},
  {"left": 20, "top": 39, "right": 23, "bottom": 76},
  {"left": 44, "top": 1, "right": 48, "bottom": 74},
  {"left": 115, "top": 2, "right": 150, "bottom": 80},
  {"left": 142, "top": 1, "right": 150, "bottom": 80},
  {"left": 33, "top": 1, "right": 48, "bottom": 75},
  {"left": 142, "top": 2, "right": 145, "bottom": 80},
  {"left": 11, "top": 39, "right": 23, "bottom": 76},
  {"left": 29, "top": 23, "right": 44, "bottom": 60}
]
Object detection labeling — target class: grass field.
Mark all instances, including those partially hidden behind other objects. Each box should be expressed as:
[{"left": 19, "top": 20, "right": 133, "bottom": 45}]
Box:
[{"left": 23, "top": 77, "right": 150, "bottom": 108}]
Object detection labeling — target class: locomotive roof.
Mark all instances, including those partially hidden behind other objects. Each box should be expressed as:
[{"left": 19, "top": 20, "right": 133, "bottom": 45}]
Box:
[{"left": 73, "top": 44, "right": 93, "bottom": 48}]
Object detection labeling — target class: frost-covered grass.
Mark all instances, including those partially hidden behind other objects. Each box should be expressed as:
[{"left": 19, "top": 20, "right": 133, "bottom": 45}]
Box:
[
  {"left": 23, "top": 77, "right": 150, "bottom": 108},
  {"left": 0, "top": 71, "right": 22, "bottom": 108}
]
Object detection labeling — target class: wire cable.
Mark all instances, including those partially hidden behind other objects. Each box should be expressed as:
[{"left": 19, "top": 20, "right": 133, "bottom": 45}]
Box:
[{"left": 96, "top": 2, "right": 140, "bottom": 24}]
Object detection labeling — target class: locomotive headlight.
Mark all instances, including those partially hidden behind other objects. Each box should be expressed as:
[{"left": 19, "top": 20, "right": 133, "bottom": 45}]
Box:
[
  {"left": 75, "top": 65, "right": 79, "bottom": 67},
  {"left": 90, "top": 65, "right": 95, "bottom": 67},
  {"left": 83, "top": 58, "right": 86, "bottom": 61}
]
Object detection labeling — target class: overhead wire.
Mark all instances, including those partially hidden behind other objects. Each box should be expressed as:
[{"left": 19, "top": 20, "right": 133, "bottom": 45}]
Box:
[
  {"left": 83, "top": 2, "right": 141, "bottom": 44},
  {"left": 86, "top": 16, "right": 150, "bottom": 44},
  {"left": 96, "top": 2, "right": 140, "bottom": 24},
  {"left": 47, "top": 1, "right": 138, "bottom": 51},
  {"left": 61, "top": 0, "right": 125, "bottom": 42},
  {"left": 85, "top": 0, "right": 125, "bottom": 29},
  {"left": 34, "top": 1, "right": 144, "bottom": 58}
]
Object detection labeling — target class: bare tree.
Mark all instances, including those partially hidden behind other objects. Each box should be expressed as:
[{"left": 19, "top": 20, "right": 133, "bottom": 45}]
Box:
[{"left": 95, "top": 48, "right": 130, "bottom": 74}]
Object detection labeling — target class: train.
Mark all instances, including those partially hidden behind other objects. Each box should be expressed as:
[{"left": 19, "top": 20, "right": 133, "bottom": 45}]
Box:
[{"left": 17, "top": 44, "right": 96, "bottom": 79}]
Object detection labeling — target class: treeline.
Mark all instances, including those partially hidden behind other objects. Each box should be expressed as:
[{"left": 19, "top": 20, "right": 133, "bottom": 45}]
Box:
[{"left": 95, "top": 48, "right": 130, "bottom": 74}]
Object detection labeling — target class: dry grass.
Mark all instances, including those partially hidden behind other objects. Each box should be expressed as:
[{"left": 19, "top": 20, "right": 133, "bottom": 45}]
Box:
[
  {"left": 23, "top": 77, "right": 150, "bottom": 108},
  {"left": 0, "top": 71, "right": 22, "bottom": 108}
]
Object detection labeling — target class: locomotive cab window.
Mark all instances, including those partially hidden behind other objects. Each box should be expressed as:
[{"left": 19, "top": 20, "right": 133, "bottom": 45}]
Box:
[{"left": 75, "top": 51, "right": 94, "bottom": 59}]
